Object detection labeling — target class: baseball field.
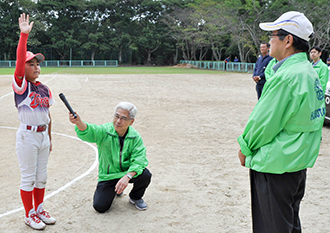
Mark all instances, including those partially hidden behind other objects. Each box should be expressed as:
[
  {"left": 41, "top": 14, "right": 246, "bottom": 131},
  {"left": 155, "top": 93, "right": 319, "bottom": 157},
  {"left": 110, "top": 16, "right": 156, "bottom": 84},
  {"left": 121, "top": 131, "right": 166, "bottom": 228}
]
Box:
[{"left": 0, "top": 67, "right": 329, "bottom": 232}]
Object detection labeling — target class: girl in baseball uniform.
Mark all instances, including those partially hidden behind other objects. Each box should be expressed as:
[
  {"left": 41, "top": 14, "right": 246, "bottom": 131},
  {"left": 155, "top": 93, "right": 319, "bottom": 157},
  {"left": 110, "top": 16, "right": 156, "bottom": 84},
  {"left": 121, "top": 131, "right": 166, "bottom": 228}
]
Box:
[{"left": 13, "top": 13, "right": 56, "bottom": 230}]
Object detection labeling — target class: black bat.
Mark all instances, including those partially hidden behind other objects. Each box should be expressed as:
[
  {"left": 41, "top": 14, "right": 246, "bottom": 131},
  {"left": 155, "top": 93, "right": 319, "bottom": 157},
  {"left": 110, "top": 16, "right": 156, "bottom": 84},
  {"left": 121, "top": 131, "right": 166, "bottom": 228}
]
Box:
[{"left": 59, "top": 93, "right": 77, "bottom": 118}]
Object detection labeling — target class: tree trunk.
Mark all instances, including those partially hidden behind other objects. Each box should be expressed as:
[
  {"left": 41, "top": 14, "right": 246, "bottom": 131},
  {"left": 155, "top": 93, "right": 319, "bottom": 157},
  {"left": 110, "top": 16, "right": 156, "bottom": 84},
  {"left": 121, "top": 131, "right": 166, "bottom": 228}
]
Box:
[
  {"left": 191, "top": 42, "right": 197, "bottom": 61},
  {"left": 118, "top": 46, "right": 123, "bottom": 64},
  {"left": 199, "top": 46, "right": 208, "bottom": 61},
  {"left": 56, "top": 50, "right": 65, "bottom": 60},
  {"left": 91, "top": 50, "right": 95, "bottom": 61},
  {"left": 147, "top": 51, "right": 151, "bottom": 65},
  {"left": 181, "top": 42, "right": 188, "bottom": 60},
  {"left": 211, "top": 43, "right": 219, "bottom": 61},
  {"left": 173, "top": 44, "right": 178, "bottom": 64}
]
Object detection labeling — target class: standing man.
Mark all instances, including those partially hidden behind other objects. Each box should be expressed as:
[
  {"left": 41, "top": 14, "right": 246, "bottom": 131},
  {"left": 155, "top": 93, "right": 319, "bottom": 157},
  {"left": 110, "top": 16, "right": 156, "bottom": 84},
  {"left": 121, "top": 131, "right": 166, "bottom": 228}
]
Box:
[
  {"left": 310, "top": 46, "right": 329, "bottom": 93},
  {"left": 69, "top": 102, "right": 152, "bottom": 212},
  {"left": 224, "top": 56, "right": 230, "bottom": 70},
  {"left": 238, "top": 11, "right": 325, "bottom": 233},
  {"left": 252, "top": 43, "right": 273, "bottom": 99}
]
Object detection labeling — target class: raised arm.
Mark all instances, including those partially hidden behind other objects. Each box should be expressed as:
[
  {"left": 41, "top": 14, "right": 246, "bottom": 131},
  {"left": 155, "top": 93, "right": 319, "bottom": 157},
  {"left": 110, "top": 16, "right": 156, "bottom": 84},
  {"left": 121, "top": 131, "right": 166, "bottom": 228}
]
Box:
[{"left": 15, "top": 13, "right": 34, "bottom": 80}]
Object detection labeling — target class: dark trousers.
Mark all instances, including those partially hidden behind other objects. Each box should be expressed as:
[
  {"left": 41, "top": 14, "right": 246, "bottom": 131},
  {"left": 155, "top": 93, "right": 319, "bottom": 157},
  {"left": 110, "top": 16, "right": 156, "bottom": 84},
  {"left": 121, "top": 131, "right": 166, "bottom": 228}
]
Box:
[
  {"left": 256, "top": 84, "right": 264, "bottom": 99},
  {"left": 250, "top": 169, "right": 306, "bottom": 233},
  {"left": 93, "top": 168, "right": 152, "bottom": 213}
]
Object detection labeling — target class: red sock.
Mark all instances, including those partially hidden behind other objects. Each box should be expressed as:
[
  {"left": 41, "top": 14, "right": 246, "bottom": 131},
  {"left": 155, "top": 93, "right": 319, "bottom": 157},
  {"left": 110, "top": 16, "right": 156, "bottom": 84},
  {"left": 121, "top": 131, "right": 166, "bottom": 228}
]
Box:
[
  {"left": 33, "top": 188, "right": 45, "bottom": 212},
  {"left": 20, "top": 189, "right": 33, "bottom": 218}
]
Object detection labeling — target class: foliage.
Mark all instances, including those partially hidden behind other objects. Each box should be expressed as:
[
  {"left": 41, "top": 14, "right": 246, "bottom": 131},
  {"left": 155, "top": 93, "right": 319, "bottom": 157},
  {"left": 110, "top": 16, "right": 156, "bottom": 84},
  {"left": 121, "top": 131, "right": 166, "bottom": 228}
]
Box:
[
  {"left": 0, "top": 66, "right": 221, "bottom": 75},
  {"left": 0, "top": 0, "right": 20, "bottom": 60},
  {"left": 1, "top": 0, "right": 330, "bottom": 64}
]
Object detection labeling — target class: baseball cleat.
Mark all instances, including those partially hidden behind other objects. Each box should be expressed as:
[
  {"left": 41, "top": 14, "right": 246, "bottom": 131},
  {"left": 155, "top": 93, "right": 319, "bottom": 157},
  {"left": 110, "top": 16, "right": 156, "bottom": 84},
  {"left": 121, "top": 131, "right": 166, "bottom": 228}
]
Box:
[
  {"left": 25, "top": 209, "right": 46, "bottom": 230},
  {"left": 37, "top": 210, "right": 56, "bottom": 225},
  {"left": 36, "top": 204, "right": 56, "bottom": 225}
]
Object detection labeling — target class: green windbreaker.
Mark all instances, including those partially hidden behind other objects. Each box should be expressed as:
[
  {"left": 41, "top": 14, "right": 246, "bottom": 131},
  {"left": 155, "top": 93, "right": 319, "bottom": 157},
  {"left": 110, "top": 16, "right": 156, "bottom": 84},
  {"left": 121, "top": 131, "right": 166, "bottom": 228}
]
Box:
[
  {"left": 75, "top": 122, "right": 148, "bottom": 182},
  {"left": 312, "top": 59, "right": 329, "bottom": 93},
  {"left": 238, "top": 53, "right": 325, "bottom": 174},
  {"left": 264, "top": 58, "right": 277, "bottom": 81}
]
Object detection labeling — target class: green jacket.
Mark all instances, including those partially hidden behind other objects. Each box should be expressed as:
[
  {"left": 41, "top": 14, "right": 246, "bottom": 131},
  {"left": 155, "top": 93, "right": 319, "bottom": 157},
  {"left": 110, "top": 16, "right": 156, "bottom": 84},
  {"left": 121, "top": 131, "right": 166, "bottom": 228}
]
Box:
[
  {"left": 75, "top": 122, "right": 148, "bottom": 182},
  {"left": 238, "top": 53, "right": 325, "bottom": 174},
  {"left": 264, "top": 58, "right": 277, "bottom": 81},
  {"left": 312, "top": 59, "right": 329, "bottom": 93}
]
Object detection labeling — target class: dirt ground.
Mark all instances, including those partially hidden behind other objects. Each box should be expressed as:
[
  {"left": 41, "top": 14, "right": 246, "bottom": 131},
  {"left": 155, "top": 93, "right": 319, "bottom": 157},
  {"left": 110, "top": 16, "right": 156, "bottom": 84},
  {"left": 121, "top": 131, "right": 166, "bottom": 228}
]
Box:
[{"left": 0, "top": 72, "right": 329, "bottom": 233}]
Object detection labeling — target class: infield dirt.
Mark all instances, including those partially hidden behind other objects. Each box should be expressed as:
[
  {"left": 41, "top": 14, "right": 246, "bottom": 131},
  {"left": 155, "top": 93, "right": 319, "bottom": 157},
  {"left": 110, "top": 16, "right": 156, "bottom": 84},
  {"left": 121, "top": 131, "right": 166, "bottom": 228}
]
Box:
[{"left": 0, "top": 72, "right": 329, "bottom": 232}]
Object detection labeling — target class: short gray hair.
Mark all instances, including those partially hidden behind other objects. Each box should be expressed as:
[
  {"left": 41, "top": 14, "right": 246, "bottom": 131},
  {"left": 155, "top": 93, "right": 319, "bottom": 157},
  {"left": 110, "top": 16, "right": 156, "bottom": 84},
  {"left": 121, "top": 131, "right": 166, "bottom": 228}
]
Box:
[{"left": 114, "top": 102, "right": 137, "bottom": 119}]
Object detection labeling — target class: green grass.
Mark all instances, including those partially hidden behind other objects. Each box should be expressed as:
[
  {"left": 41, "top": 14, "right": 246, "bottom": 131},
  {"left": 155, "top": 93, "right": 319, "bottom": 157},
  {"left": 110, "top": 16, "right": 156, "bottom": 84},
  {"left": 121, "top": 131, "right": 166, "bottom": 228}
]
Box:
[{"left": 0, "top": 66, "right": 224, "bottom": 75}]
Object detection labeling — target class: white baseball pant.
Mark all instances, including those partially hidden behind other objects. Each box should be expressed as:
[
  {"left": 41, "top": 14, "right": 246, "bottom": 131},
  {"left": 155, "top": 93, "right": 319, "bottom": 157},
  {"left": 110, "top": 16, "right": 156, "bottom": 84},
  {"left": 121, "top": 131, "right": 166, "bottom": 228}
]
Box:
[{"left": 16, "top": 123, "right": 50, "bottom": 191}]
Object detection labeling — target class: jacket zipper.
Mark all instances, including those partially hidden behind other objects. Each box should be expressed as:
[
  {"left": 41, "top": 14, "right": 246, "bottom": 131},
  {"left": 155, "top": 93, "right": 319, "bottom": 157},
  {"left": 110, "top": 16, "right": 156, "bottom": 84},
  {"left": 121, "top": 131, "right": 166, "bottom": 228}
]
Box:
[
  {"left": 119, "top": 138, "right": 124, "bottom": 172},
  {"left": 107, "top": 164, "right": 110, "bottom": 174}
]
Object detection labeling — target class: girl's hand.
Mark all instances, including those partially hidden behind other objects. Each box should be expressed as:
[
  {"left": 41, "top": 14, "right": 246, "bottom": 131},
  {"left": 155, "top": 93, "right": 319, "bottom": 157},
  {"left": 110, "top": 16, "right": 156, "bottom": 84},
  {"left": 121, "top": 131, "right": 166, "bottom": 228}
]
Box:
[{"left": 19, "top": 13, "right": 34, "bottom": 34}]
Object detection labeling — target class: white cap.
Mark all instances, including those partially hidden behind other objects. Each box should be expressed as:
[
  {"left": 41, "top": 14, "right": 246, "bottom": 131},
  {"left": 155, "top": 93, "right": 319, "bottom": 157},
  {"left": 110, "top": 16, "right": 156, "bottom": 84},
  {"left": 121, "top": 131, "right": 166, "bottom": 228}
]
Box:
[{"left": 259, "top": 11, "right": 313, "bottom": 41}]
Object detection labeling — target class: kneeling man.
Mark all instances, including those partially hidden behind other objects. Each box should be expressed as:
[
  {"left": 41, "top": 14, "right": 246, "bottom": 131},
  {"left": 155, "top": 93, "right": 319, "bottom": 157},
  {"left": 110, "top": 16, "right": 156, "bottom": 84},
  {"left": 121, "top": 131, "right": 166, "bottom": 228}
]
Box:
[{"left": 69, "top": 102, "right": 151, "bottom": 212}]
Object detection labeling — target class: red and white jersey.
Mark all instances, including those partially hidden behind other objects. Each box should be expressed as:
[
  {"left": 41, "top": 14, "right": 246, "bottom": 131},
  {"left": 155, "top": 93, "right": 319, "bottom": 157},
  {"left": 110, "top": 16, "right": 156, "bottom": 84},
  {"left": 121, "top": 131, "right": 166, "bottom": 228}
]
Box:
[{"left": 12, "top": 76, "right": 54, "bottom": 126}]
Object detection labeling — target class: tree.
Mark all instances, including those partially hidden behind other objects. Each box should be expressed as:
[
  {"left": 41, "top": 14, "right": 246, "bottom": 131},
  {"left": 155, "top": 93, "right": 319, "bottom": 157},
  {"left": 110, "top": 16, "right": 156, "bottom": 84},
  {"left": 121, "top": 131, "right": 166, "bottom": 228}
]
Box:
[
  {"left": 35, "top": 0, "right": 86, "bottom": 60},
  {"left": 190, "top": 0, "right": 231, "bottom": 61},
  {"left": 3, "top": 0, "right": 330, "bottom": 64},
  {"left": 0, "top": 1, "right": 20, "bottom": 60},
  {"left": 285, "top": 0, "right": 330, "bottom": 51},
  {"left": 138, "top": 25, "right": 160, "bottom": 65},
  {"left": 79, "top": 0, "right": 110, "bottom": 61}
]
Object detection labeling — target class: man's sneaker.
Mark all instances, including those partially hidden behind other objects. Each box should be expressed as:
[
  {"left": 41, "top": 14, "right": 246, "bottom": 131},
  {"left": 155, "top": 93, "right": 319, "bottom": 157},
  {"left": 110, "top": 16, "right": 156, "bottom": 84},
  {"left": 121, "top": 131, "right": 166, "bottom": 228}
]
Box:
[
  {"left": 36, "top": 204, "right": 56, "bottom": 225},
  {"left": 129, "top": 198, "right": 147, "bottom": 210},
  {"left": 25, "top": 209, "right": 46, "bottom": 230}
]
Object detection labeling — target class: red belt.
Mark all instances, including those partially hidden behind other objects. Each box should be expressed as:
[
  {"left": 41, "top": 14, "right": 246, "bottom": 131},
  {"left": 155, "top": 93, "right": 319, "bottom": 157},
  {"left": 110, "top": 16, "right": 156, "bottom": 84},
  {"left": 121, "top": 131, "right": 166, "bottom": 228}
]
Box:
[{"left": 26, "top": 125, "right": 47, "bottom": 132}]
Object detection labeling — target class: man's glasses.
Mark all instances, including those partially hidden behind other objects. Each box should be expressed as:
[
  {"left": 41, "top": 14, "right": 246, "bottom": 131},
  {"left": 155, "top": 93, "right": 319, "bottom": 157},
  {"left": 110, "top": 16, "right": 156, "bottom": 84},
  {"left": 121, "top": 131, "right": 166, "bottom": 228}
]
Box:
[{"left": 114, "top": 114, "right": 130, "bottom": 121}]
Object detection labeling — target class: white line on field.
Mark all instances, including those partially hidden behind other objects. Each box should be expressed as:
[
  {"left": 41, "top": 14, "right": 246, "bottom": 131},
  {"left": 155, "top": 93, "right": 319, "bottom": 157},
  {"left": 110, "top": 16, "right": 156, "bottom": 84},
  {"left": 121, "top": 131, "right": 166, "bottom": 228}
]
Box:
[
  {"left": 0, "top": 74, "right": 98, "bottom": 219},
  {"left": 0, "top": 75, "right": 56, "bottom": 101},
  {"left": 0, "top": 126, "right": 98, "bottom": 219},
  {"left": 0, "top": 92, "right": 13, "bottom": 100}
]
